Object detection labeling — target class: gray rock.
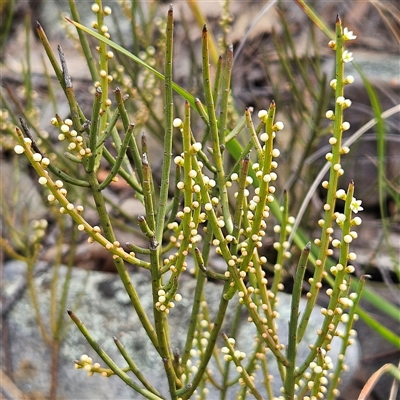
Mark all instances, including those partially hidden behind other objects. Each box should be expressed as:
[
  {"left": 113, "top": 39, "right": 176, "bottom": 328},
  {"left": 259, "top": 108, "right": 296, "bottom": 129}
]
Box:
[{"left": 2, "top": 262, "right": 359, "bottom": 399}]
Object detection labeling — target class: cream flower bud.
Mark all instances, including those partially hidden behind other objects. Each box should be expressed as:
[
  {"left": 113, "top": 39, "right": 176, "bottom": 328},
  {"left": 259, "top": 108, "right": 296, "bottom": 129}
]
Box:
[
  {"left": 343, "top": 99, "right": 352, "bottom": 108},
  {"left": 336, "top": 96, "right": 345, "bottom": 105},
  {"left": 258, "top": 110, "right": 268, "bottom": 119},
  {"left": 336, "top": 189, "right": 346, "bottom": 200},
  {"left": 173, "top": 118, "right": 182, "bottom": 128},
  {"left": 60, "top": 124, "right": 69, "bottom": 133},
  {"left": 273, "top": 121, "right": 284, "bottom": 131},
  {"left": 14, "top": 145, "right": 25, "bottom": 154},
  {"left": 272, "top": 148, "right": 280, "bottom": 158},
  {"left": 352, "top": 216, "right": 362, "bottom": 226},
  {"left": 342, "top": 122, "right": 350, "bottom": 131},
  {"left": 191, "top": 142, "right": 202, "bottom": 152},
  {"left": 326, "top": 110, "right": 335, "bottom": 119},
  {"left": 344, "top": 75, "right": 355, "bottom": 84}
]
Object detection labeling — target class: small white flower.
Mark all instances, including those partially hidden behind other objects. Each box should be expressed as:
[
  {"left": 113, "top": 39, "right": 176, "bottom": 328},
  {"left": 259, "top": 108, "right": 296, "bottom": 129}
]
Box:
[
  {"left": 343, "top": 27, "right": 357, "bottom": 41},
  {"left": 342, "top": 50, "right": 354, "bottom": 63},
  {"left": 350, "top": 197, "right": 363, "bottom": 213}
]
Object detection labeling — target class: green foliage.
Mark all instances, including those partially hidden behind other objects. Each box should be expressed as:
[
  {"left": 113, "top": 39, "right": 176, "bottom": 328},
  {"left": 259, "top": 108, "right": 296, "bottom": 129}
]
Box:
[{"left": 1, "top": 1, "right": 399, "bottom": 399}]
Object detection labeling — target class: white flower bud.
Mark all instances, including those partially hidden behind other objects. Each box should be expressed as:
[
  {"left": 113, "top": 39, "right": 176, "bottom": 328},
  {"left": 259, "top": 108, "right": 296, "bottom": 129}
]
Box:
[
  {"left": 173, "top": 118, "right": 182, "bottom": 128},
  {"left": 14, "top": 145, "right": 25, "bottom": 154}
]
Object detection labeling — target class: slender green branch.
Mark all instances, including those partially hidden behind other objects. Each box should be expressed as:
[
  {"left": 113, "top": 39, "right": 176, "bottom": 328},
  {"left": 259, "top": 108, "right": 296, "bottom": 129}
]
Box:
[
  {"left": 87, "top": 86, "right": 103, "bottom": 173},
  {"left": 98, "top": 123, "right": 135, "bottom": 190},
  {"left": 284, "top": 243, "right": 310, "bottom": 399},
  {"left": 155, "top": 5, "right": 175, "bottom": 246},
  {"left": 68, "top": 311, "right": 164, "bottom": 400},
  {"left": 218, "top": 44, "right": 233, "bottom": 145},
  {"left": 201, "top": 25, "right": 233, "bottom": 234},
  {"left": 113, "top": 336, "right": 163, "bottom": 397}
]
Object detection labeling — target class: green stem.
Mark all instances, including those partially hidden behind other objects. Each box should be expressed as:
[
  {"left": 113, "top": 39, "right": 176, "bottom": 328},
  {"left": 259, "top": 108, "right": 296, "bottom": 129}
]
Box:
[
  {"left": 213, "top": 55, "right": 223, "bottom": 105},
  {"left": 181, "top": 248, "right": 207, "bottom": 367},
  {"left": 155, "top": 5, "right": 174, "bottom": 246},
  {"left": 86, "top": 169, "right": 160, "bottom": 351},
  {"left": 284, "top": 243, "right": 310, "bottom": 399},
  {"left": 67, "top": 0, "right": 99, "bottom": 82},
  {"left": 181, "top": 282, "right": 231, "bottom": 399},
  {"left": 201, "top": 25, "right": 233, "bottom": 233},
  {"left": 142, "top": 149, "right": 178, "bottom": 396},
  {"left": 87, "top": 87, "right": 103, "bottom": 173},
  {"left": 113, "top": 336, "right": 163, "bottom": 397},
  {"left": 218, "top": 45, "right": 233, "bottom": 145},
  {"left": 98, "top": 123, "right": 135, "bottom": 190},
  {"left": 102, "top": 147, "right": 143, "bottom": 194},
  {"left": 271, "top": 190, "right": 289, "bottom": 301},
  {"left": 68, "top": 311, "right": 164, "bottom": 400},
  {"left": 114, "top": 87, "right": 143, "bottom": 185}
]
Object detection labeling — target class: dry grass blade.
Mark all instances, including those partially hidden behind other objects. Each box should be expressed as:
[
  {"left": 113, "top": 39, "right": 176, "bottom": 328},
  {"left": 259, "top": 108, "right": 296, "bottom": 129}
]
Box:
[{"left": 358, "top": 362, "right": 400, "bottom": 400}]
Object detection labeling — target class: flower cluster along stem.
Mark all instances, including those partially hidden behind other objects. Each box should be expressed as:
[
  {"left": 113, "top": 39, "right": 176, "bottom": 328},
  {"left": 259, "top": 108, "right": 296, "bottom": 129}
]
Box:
[
  {"left": 270, "top": 189, "right": 290, "bottom": 302},
  {"left": 221, "top": 333, "right": 264, "bottom": 400},
  {"left": 326, "top": 276, "right": 367, "bottom": 398},
  {"left": 296, "top": 183, "right": 357, "bottom": 380},
  {"left": 297, "top": 15, "right": 348, "bottom": 343},
  {"left": 224, "top": 101, "right": 276, "bottom": 301},
  {"left": 92, "top": 0, "right": 111, "bottom": 170},
  {"left": 14, "top": 125, "right": 158, "bottom": 345}
]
